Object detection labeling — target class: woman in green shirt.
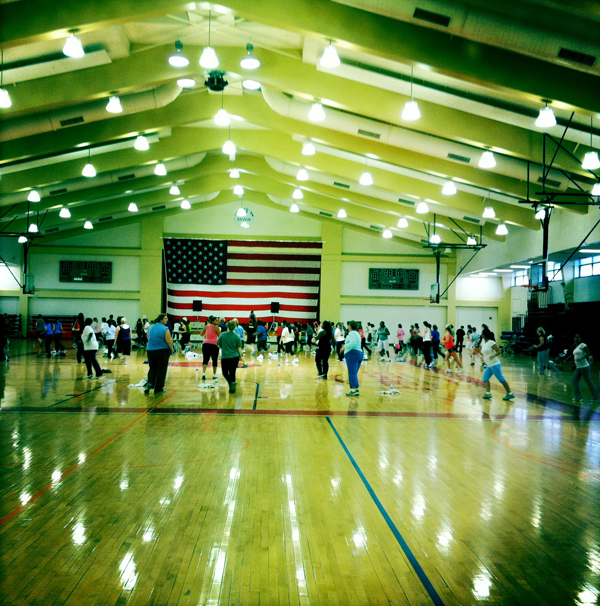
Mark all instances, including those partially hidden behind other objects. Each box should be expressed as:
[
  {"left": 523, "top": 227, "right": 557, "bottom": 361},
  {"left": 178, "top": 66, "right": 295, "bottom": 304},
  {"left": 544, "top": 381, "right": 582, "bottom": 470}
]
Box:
[{"left": 217, "top": 320, "right": 244, "bottom": 393}]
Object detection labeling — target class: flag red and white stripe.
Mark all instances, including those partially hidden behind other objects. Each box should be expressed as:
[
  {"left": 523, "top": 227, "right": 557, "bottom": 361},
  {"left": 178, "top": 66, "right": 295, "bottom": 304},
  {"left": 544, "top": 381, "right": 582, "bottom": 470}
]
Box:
[{"left": 165, "top": 240, "right": 322, "bottom": 322}]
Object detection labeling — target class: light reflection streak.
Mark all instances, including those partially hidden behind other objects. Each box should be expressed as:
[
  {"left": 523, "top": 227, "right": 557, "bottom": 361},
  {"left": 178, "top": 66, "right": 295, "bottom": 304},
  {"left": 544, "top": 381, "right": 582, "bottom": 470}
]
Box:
[
  {"left": 284, "top": 473, "right": 309, "bottom": 605},
  {"left": 78, "top": 453, "right": 86, "bottom": 464},
  {"left": 412, "top": 494, "right": 426, "bottom": 519},
  {"left": 437, "top": 530, "right": 452, "bottom": 548},
  {"left": 72, "top": 522, "right": 86, "bottom": 545},
  {"left": 19, "top": 492, "right": 31, "bottom": 506},
  {"left": 472, "top": 573, "right": 492, "bottom": 599},
  {"left": 173, "top": 475, "right": 184, "bottom": 491},
  {"left": 577, "top": 587, "right": 598, "bottom": 605},
  {"left": 531, "top": 501, "right": 542, "bottom": 529},
  {"left": 352, "top": 527, "right": 367, "bottom": 549},
  {"left": 119, "top": 552, "right": 138, "bottom": 591},
  {"left": 120, "top": 480, "right": 129, "bottom": 491},
  {"left": 143, "top": 528, "right": 154, "bottom": 543},
  {"left": 51, "top": 470, "right": 61, "bottom": 483},
  {"left": 393, "top": 473, "right": 403, "bottom": 485},
  {"left": 588, "top": 547, "right": 600, "bottom": 574},
  {"left": 480, "top": 499, "right": 492, "bottom": 521},
  {"left": 22, "top": 447, "right": 31, "bottom": 470}
]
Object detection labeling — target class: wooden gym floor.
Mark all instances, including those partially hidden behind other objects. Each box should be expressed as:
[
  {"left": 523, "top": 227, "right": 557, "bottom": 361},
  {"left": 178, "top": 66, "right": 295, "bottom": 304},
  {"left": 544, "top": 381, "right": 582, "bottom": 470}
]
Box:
[{"left": 1, "top": 341, "right": 599, "bottom": 605}]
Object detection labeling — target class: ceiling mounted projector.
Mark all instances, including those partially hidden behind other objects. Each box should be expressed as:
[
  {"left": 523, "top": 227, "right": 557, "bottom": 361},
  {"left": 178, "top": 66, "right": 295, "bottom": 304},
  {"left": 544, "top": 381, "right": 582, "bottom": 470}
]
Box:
[{"left": 205, "top": 71, "right": 228, "bottom": 92}]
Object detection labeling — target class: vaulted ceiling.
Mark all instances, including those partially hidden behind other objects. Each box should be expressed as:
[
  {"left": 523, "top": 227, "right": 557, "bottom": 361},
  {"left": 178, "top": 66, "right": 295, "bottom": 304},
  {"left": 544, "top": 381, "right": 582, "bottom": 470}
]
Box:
[{"left": 1, "top": 0, "right": 599, "bottom": 248}]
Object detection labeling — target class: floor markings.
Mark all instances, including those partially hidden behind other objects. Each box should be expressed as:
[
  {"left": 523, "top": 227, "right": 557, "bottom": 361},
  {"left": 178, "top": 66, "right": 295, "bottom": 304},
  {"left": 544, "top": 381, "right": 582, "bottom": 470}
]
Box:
[
  {"left": 49, "top": 380, "right": 119, "bottom": 407},
  {"left": 253, "top": 382, "right": 260, "bottom": 410}
]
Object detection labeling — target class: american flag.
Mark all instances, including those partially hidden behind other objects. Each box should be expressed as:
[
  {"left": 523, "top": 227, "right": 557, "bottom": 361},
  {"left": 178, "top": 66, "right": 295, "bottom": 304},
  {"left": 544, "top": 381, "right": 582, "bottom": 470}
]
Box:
[{"left": 164, "top": 238, "right": 322, "bottom": 322}]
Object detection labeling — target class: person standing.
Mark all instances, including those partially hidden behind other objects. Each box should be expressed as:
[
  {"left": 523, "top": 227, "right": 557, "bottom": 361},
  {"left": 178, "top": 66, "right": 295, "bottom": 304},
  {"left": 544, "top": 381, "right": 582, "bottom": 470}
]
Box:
[
  {"left": 473, "top": 328, "right": 514, "bottom": 400},
  {"left": 315, "top": 321, "right": 333, "bottom": 379},
  {"left": 217, "top": 320, "right": 244, "bottom": 393},
  {"left": 35, "top": 315, "right": 45, "bottom": 354},
  {"left": 306, "top": 323, "right": 314, "bottom": 352},
  {"left": 413, "top": 323, "right": 423, "bottom": 362},
  {"left": 200, "top": 316, "right": 221, "bottom": 380},
  {"left": 430, "top": 324, "right": 441, "bottom": 367},
  {"left": 92, "top": 318, "right": 101, "bottom": 343},
  {"left": 43, "top": 318, "right": 54, "bottom": 358},
  {"left": 360, "top": 324, "right": 371, "bottom": 359},
  {"left": 422, "top": 321, "right": 433, "bottom": 367},
  {"left": 281, "top": 322, "right": 296, "bottom": 364},
  {"left": 233, "top": 318, "right": 245, "bottom": 352},
  {"left": 135, "top": 318, "right": 144, "bottom": 347},
  {"left": 247, "top": 312, "right": 257, "bottom": 355},
  {"left": 82, "top": 318, "right": 103, "bottom": 379},
  {"left": 334, "top": 322, "right": 346, "bottom": 361},
  {"left": 144, "top": 313, "right": 174, "bottom": 395},
  {"left": 72, "top": 313, "right": 85, "bottom": 363},
  {"left": 397, "top": 324, "right": 405, "bottom": 353},
  {"left": 276, "top": 322, "right": 284, "bottom": 356},
  {"left": 53, "top": 319, "right": 66, "bottom": 355},
  {"left": 533, "top": 327, "right": 550, "bottom": 376},
  {"left": 105, "top": 320, "right": 117, "bottom": 361},
  {"left": 378, "top": 321, "right": 391, "bottom": 361},
  {"left": 469, "top": 327, "right": 486, "bottom": 367},
  {"left": 179, "top": 317, "right": 191, "bottom": 352},
  {"left": 256, "top": 320, "right": 268, "bottom": 353},
  {"left": 341, "top": 321, "right": 364, "bottom": 396},
  {"left": 115, "top": 318, "right": 132, "bottom": 365},
  {"left": 456, "top": 325, "right": 465, "bottom": 354},
  {"left": 571, "top": 334, "right": 600, "bottom": 403},
  {"left": 172, "top": 319, "right": 181, "bottom": 343},
  {"left": 442, "top": 324, "right": 464, "bottom": 374}
]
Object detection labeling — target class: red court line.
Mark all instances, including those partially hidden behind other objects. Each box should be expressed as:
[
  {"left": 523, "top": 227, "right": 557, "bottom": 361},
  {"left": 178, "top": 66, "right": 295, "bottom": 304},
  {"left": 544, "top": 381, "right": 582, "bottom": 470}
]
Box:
[{"left": 0, "top": 392, "right": 173, "bottom": 529}]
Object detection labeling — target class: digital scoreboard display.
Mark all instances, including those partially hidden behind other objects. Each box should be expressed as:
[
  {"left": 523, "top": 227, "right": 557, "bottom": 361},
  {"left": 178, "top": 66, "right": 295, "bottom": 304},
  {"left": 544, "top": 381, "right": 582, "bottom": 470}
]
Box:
[
  {"left": 59, "top": 261, "right": 112, "bottom": 283},
  {"left": 369, "top": 268, "right": 419, "bottom": 290}
]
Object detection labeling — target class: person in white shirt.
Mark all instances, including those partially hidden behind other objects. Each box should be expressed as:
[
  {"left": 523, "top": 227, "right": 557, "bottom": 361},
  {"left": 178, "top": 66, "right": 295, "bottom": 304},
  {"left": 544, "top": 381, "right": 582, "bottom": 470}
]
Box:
[
  {"left": 572, "top": 334, "right": 600, "bottom": 403},
  {"left": 475, "top": 328, "right": 514, "bottom": 401},
  {"left": 281, "top": 322, "right": 297, "bottom": 364},
  {"left": 105, "top": 320, "right": 117, "bottom": 361},
  {"left": 172, "top": 321, "right": 181, "bottom": 342},
  {"left": 82, "top": 317, "right": 103, "bottom": 379},
  {"left": 334, "top": 322, "right": 346, "bottom": 361}
]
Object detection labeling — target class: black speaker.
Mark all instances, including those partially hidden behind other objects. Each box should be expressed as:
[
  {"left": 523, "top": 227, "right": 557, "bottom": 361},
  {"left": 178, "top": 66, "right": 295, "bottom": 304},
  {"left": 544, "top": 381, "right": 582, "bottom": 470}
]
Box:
[
  {"left": 270, "top": 302, "right": 280, "bottom": 313},
  {"left": 192, "top": 300, "right": 203, "bottom": 312}
]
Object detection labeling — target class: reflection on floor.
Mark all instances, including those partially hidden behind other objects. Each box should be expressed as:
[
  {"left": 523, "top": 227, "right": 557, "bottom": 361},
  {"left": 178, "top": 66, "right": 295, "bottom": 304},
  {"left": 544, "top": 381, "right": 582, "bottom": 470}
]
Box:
[{"left": 1, "top": 340, "right": 599, "bottom": 605}]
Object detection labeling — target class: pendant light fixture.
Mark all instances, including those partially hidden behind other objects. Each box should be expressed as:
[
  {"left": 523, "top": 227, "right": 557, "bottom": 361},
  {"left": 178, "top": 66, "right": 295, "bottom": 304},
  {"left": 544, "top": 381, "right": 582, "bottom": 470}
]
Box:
[
  {"left": 134, "top": 135, "right": 149, "bottom": 151},
  {"left": 382, "top": 229, "right": 393, "bottom": 239},
  {"left": 397, "top": 217, "right": 409, "bottom": 228},
  {"left": 416, "top": 201, "right": 429, "bottom": 214},
  {"left": 82, "top": 148, "right": 96, "bottom": 177},
  {"left": 535, "top": 207, "right": 546, "bottom": 220},
  {"left": 84, "top": 220, "right": 93, "bottom": 230},
  {"left": 337, "top": 208, "right": 347, "bottom": 218},
  {"left": 442, "top": 181, "right": 457, "bottom": 195},
  {"left": 233, "top": 184, "right": 244, "bottom": 196},
  {"left": 482, "top": 205, "right": 496, "bottom": 219},
  {"left": 297, "top": 168, "right": 309, "bottom": 181},
  {"left": 592, "top": 183, "right": 600, "bottom": 196},
  {"left": 214, "top": 90, "right": 230, "bottom": 126},
  {"left": 28, "top": 223, "right": 38, "bottom": 233},
  {"left": 359, "top": 171, "right": 373, "bottom": 186},
  {"left": 236, "top": 197, "right": 247, "bottom": 217},
  {"left": 177, "top": 78, "right": 196, "bottom": 88},
  {"left": 479, "top": 150, "right": 496, "bottom": 169},
  {"left": 430, "top": 234, "right": 441, "bottom": 244},
  {"left": 63, "top": 32, "right": 85, "bottom": 58},
  {"left": 199, "top": 11, "right": 219, "bottom": 69},
  {"left": 169, "top": 40, "right": 189, "bottom": 67},
  {"left": 292, "top": 188, "right": 303, "bottom": 200},
  {"left": 169, "top": 184, "right": 181, "bottom": 195},
  {"left": 302, "top": 141, "right": 316, "bottom": 156},
  {"left": 240, "top": 43, "right": 260, "bottom": 69},
  {"left": 27, "top": 190, "right": 41, "bottom": 202},
  {"left": 290, "top": 203, "right": 300, "bottom": 213},
  {"left": 223, "top": 139, "right": 236, "bottom": 156},
  {"left": 180, "top": 199, "right": 191, "bottom": 210},
  {"left": 320, "top": 42, "right": 340, "bottom": 68},
  {"left": 106, "top": 95, "right": 123, "bottom": 114},
  {"left": 242, "top": 79, "right": 261, "bottom": 90},
  {"left": 308, "top": 102, "right": 326, "bottom": 122},
  {"left": 18, "top": 236, "right": 28, "bottom": 244},
  {"left": 401, "top": 67, "right": 421, "bottom": 121},
  {"left": 467, "top": 236, "right": 477, "bottom": 246},
  {"left": 535, "top": 102, "right": 556, "bottom": 128},
  {"left": 154, "top": 163, "right": 167, "bottom": 176},
  {"left": 128, "top": 202, "right": 139, "bottom": 213},
  {"left": 0, "top": 51, "right": 11, "bottom": 109},
  {"left": 59, "top": 207, "right": 71, "bottom": 218},
  {"left": 496, "top": 223, "right": 508, "bottom": 236},
  {"left": 230, "top": 168, "right": 240, "bottom": 179},
  {"left": 582, "top": 117, "right": 600, "bottom": 170}
]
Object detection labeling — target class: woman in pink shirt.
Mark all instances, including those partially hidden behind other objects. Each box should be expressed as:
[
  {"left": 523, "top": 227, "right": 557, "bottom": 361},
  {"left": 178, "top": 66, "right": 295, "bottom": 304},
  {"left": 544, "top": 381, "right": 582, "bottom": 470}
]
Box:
[
  {"left": 200, "top": 316, "right": 221, "bottom": 380},
  {"left": 397, "top": 324, "right": 405, "bottom": 353}
]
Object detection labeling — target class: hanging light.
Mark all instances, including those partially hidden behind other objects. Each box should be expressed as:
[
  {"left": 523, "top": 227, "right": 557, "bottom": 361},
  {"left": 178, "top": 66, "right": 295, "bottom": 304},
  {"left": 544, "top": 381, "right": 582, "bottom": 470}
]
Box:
[
  {"left": 302, "top": 142, "right": 316, "bottom": 156},
  {"left": 169, "top": 40, "right": 189, "bottom": 67},
  {"left": 382, "top": 229, "right": 393, "bottom": 239},
  {"left": 397, "top": 217, "right": 409, "bottom": 228},
  {"left": 28, "top": 223, "right": 38, "bottom": 233},
  {"left": 63, "top": 33, "right": 85, "bottom": 58},
  {"left": 535, "top": 103, "right": 556, "bottom": 128},
  {"left": 496, "top": 223, "right": 508, "bottom": 236},
  {"left": 0, "top": 51, "right": 11, "bottom": 108},
  {"left": 297, "top": 168, "right": 309, "bottom": 181},
  {"left": 18, "top": 236, "right": 28, "bottom": 244},
  {"left": 177, "top": 78, "right": 196, "bottom": 88},
  {"left": 442, "top": 181, "right": 457, "bottom": 195},
  {"left": 467, "top": 236, "right": 477, "bottom": 246},
  {"left": 430, "top": 234, "right": 441, "bottom": 244},
  {"left": 223, "top": 140, "right": 236, "bottom": 155},
  {"left": 233, "top": 184, "right": 244, "bottom": 196},
  {"left": 592, "top": 183, "right": 600, "bottom": 196},
  {"left": 337, "top": 208, "right": 347, "bottom": 218},
  {"left": 242, "top": 80, "right": 261, "bottom": 90},
  {"left": 240, "top": 221, "right": 250, "bottom": 229},
  {"left": 401, "top": 67, "right": 420, "bottom": 121},
  {"left": 290, "top": 203, "right": 300, "bottom": 213},
  {"left": 169, "top": 185, "right": 181, "bottom": 195},
  {"left": 416, "top": 201, "right": 429, "bottom": 214},
  {"left": 236, "top": 205, "right": 247, "bottom": 217},
  {"left": 59, "top": 207, "right": 71, "bottom": 218},
  {"left": 308, "top": 102, "right": 326, "bottom": 122},
  {"left": 359, "top": 172, "right": 373, "bottom": 186},
  {"left": 106, "top": 95, "right": 122, "bottom": 114},
  {"left": 482, "top": 206, "right": 496, "bottom": 219},
  {"left": 214, "top": 108, "right": 230, "bottom": 126},
  {"left": 230, "top": 168, "right": 240, "bottom": 179},
  {"left": 84, "top": 221, "right": 93, "bottom": 230},
  {"left": 154, "top": 163, "right": 167, "bottom": 176},
  {"left": 128, "top": 202, "right": 138, "bottom": 212},
  {"left": 582, "top": 118, "right": 600, "bottom": 170},
  {"left": 240, "top": 43, "right": 260, "bottom": 69},
  {"left": 180, "top": 199, "right": 191, "bottom": 210},
  {"left": 320, "top": 42, "right": 340, "bottom": 68},
  {"left": 479, "top": 150, "right": 496, "bottom": 169},
  {"left": 535, "top": 207, "right": 546, "bottom": 220},
  {"left": 27, "top": 190, "right": 41, "bottom": 202},
  {"left": 82, "top": 148, "right": 96, "bottom": 177},
  {"left": 199, "top": 11, "right": 219, "bottom": 68},
  {"left": 292, "top": 188, "right": 303, "bottom": 200},
  {"left": 134, "top": 135, "right": 149, "bottom": 151}
]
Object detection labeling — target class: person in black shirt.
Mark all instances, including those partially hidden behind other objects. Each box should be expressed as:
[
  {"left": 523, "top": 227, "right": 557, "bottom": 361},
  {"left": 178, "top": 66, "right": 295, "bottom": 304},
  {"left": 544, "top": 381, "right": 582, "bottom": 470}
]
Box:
[
  {"left": 247, "top": 312, "right": 257, "bottom": 354},
  {"left": 315, "top": 321, "right": 333, "bottom": 379},
  {"left": 456, "top": 326, "right": 465, "bottom": 354}
]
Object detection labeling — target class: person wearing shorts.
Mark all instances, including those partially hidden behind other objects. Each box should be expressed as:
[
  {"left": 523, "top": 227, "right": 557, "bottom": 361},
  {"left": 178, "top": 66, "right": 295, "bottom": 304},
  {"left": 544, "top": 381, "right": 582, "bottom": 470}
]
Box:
[
  {"left": 281, "top": 322, "right": 295, "bottom": 364},
  {"left": 200, "top": 316, "right": 221, "bottom": 380},
  {"left": 476, "top": 328, "right": 514, "bottom": 400},
  {"left": 442, "top": 324, "right": 464, "bottom": 374}
]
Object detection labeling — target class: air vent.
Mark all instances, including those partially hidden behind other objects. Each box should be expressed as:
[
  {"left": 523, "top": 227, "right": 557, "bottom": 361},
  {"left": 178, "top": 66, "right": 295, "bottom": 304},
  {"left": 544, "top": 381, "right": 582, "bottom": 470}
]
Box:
[
  {"left": 50, "top": 188, "right": 68, "bottom": 195},
  {"left": 463, "top": 216, "right": 480, "bottom": 224},
  {"left": 98, "top": 216, "right": 113, "bottom": 222},
  {"left": 152, "top": 205, "right": 166, "bottom": 211},
  {"left": 537, "top": 176, "right": 562, "bottom": 189},
  {"left": 118, "top": 174, "right": 136, "bottom": 181},
  {"left": 413, "top": 7, "right": 451, "bottom": 27},
  {"left": 398, "top": 198, "right": 415, "bottom": 206},
  {"left": 333, "top": 181, "right": 350, "bottom": 189},
  {"left": 370, "top": 225, "right": 383, "bottom": 231},
  {"left": 357, "top": 129, "right": 381, "bottom": 139},
  {"left": 45, "top": 227, "right": 59, "bottom": 233},
  {"left": 59, "top": 116, "right": 85, "bottom": 127},
  {"left": 319, "top": 211, "right": 333, "bottom": 218},
  {"left": 447, "top": 153, "right": 471, "bottom": 164},
  {"left": 558, "top": 47, "right": 596, "bottom": 66}
]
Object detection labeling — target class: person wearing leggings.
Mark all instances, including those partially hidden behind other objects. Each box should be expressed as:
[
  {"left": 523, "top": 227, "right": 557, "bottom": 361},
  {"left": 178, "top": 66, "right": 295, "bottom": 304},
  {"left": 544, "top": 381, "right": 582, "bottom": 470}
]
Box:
[
  {"left": 218, "top": 320, "right": 244, "bottom": 393},
  {"left": 315, "top": 321, "right": 333, "bottom": 379},
  {"left": 422, "top": 321, "right": 433, "bottom": 367},
  {"left": 200, "top": 316, "right": 221, "bottom": 380},
  {"left": 342, "top": 321, "right": 364, "bottom": 396},
  {"left": 572, "top": 334, "right": 600, "bottom": 403}
]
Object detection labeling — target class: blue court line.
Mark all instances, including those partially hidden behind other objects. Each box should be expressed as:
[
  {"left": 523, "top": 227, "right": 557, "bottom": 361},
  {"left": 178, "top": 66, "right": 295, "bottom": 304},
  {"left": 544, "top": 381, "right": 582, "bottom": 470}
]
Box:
[
  {"left": 326, "top": 416, "right": 445, "bottom": 606},
  {"left": 253, "top": 382, "right": 260, "bottom": 410}
]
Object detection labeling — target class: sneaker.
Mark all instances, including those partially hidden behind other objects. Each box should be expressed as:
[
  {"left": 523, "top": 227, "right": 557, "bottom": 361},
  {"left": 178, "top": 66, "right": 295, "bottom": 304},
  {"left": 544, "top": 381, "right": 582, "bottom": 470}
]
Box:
[
  {"left": 445, "top": 369, "right": 452, "bottom": 374},
  {"left": 346, "top": 389, "right": 359, "bottom": 397},
  {"left": 292, "top": 358, "right": 299, "bottom": 364},
  {"left": 379, "top": 357, "right": 387, "bottom": 362},
  {"left": 471, "top": 362, "right": 475, "bottom": 366},
  {"left": 483, "top": 363, "right": 488, "bottom": 369},
  {"left": 86, "top": 374, "right": 93, "bottom": 379},
  {"left": 144, "top": 385, "right": 152, "bottom": 394},
  {"left": 482, "top": 392, "right": 492, "bottom": 399},
  {"left": 285, "top": 359, "right": 290, "bottom": 364},
  {"left": 229, "top": 382, "right": 236, "bottom": 394},
  {"left": 572, "top": 398, "right": 584, "bottom": 403},
  {"left": 202, "top": 374, "right": 206, "bottom": 380},
  {"left": 457, "top": 369, "right": 464, "bottom": 374},
  {"left": 123, "top": 360, "right": 128, "bottom": 366},
  {"left": 110, "top": 353, "right": 114, "bottom": 361},
  {"left": 502, "top": 393, "right": 515, "bottom": 401}
]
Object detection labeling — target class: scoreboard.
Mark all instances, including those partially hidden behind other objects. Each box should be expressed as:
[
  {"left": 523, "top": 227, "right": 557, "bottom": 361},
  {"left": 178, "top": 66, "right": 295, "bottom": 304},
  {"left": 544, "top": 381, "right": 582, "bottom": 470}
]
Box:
[
  {"left": 59, "top": 261, "right": 112, "bottom": 283},
  {"left": 369, "top": 268, "right": 419, "bottom": 290}
]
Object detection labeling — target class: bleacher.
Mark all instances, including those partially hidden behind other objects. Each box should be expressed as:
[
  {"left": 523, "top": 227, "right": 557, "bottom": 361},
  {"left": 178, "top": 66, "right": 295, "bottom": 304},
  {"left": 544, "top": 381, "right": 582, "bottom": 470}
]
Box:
[{"left": 3, "top": 314, "right": 22, "bottom": 337}]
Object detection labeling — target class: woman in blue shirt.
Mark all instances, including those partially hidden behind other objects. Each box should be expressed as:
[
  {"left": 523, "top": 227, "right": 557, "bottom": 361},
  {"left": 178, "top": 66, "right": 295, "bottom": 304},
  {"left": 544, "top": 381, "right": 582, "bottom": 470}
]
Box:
[
  {"left": 429, "top": 324, "right": 440, "bottom": 367},
  {"left": 43, "top": 318, "right": 54, "bottom": 358},
  {"left": 256, "top": 320, "right": 268, "bottom": 352},
  {"left": 53, "top": 320, "right": 67, "bottom": 355},
  {"left": 145, "top": 314, "right": 174, "bottom": 394},
  {"left": 341, "top": 320, "right": 363, "bottom": 396}
]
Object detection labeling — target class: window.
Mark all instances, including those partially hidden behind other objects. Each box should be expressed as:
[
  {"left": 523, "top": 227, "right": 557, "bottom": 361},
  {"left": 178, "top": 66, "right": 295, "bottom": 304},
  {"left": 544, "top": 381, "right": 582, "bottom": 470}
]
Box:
[
  {"left": 514, "top": 270, "right": 528, "bottom": 286},
  {"left": 547, "top": 261, "right": 562, "bottom": 282},
  {"left": 575, "top": 255, "right": 600, "bottom": 278}
]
